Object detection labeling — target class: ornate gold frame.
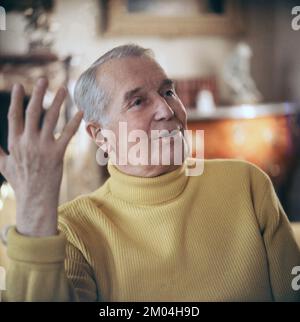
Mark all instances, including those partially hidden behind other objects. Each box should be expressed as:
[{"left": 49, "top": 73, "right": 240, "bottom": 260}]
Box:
[{"left": 104, "top": 0, "right": 244, "bottom": 36}]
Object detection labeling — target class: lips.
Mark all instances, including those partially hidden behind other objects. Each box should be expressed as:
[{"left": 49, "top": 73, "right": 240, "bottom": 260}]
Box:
[
  {"left": 151, "top": 127, "right": 183, "bottom": 140},
  {"left": 158, "top": 129, "right": 181, "bottom": 138}
]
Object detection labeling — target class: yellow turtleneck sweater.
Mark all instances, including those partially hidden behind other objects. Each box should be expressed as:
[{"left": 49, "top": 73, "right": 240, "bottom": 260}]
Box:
[{"left": 4, "top": 159, "right": 300, "bottom": 302}]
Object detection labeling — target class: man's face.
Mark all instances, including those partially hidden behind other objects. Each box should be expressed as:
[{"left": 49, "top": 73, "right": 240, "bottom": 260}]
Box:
[{"left": 96, "top": 56, "right": 187, "bottom": 176}]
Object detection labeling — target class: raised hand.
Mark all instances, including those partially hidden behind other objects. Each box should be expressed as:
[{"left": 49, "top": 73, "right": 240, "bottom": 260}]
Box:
[{"left": 0, "top": 78, "right": 83, "bottom": 237}]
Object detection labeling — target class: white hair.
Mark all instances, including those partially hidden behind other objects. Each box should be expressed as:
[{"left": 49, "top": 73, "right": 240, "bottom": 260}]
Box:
[{"left": 74, "top": 44, "right": 154, "bottom": 126}]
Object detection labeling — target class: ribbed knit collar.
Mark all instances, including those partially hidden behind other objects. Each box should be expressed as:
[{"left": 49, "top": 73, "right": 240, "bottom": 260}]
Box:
[{"left": 107, "top": 161, "right": 189, "bottom": 205}]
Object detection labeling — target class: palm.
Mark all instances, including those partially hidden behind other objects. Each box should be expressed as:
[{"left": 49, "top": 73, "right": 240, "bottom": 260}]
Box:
[{"left": 0, "top": 78, "right": 83, "bottom": 237}]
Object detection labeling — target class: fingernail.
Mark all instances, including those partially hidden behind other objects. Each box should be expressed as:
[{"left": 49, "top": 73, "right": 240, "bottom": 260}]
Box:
[
  {"left": 60, "top": 86, "right": 67, "bottom": 94},
  {"left": 37, "top": 77, "right": 47, "bottom": 87},
  {"left": 12, "top": 83, "right": 20, "bottom": 91}
]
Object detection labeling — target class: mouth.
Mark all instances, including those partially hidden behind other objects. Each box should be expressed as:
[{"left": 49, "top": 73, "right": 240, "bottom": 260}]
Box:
[
  {"left": 159, "top": 129, "right": 181, "bottom": 138},
  {"left": 152, "top": 127, "right": 183, "bottom": 140}
]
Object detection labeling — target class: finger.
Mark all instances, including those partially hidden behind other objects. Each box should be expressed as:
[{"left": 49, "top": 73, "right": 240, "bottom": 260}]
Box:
[
  {"left": 42, "top": 86, "right": 67, "bottom": 139},
  {"left": 25, "top": 78, "right": 48, "bottom": 133},
  {"left": 57, "top": 111, "right": 83, "bottom": 150},
  {"left": 8, "top": 83, "right": 25, "bottom": 142}
]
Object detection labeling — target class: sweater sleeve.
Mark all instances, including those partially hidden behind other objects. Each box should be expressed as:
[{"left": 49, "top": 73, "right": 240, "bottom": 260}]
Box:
[
  {"left": 257, "top": 176, "right": 300, "bottom": 302},
  {"left": 4, "top": 227, "right": 98, "bottom": 302}
]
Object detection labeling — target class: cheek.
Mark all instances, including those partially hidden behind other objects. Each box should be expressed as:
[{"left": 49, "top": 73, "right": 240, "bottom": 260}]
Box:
[
  {"left": 126, "top": 111, "right": 153, "bottom": 133},
  {"left": 112, "top": 115, "right": 152, "bottom": 150},
  {"left": 174, "top": 100, "right": 187, "bottom": 127}
]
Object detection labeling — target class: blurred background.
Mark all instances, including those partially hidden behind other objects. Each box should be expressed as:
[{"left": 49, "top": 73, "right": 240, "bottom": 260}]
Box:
[{"left": 0, "top": 0, "right": 300, "bottom": 264}]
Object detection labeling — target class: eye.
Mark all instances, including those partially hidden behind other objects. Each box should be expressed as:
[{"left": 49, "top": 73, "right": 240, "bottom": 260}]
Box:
[
  {"left": 164, "top": 89, "right": 175, "bottom": 97},
  {"left": 128, "top": 97, "right": 146, "bottom": 110},
  {"left": 132, "top": 97, "right": 143, "bottom": 107}
]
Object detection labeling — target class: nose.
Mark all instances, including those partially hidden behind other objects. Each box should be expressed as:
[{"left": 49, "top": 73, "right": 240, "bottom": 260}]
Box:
[{"left": 153, "top": 96, "right": 175, "bottom": 121}]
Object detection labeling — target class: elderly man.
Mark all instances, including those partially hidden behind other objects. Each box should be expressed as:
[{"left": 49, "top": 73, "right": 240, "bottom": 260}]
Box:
[{"left": 1, "top": 44, "right": 300, "bottom": 302}]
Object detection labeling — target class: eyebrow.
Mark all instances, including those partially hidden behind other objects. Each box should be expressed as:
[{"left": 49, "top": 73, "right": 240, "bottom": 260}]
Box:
[
  {"left": 123, "top": 79, "right": 175, "bottom": 104},
  {"left": 159, "top": 78, "right": 174, "bottom": 89},
  {"left": 123, "top": 87, "right": 143, "bottom": 103}
]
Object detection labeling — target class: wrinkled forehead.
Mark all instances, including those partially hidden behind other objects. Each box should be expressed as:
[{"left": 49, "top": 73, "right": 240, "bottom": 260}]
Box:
[{"left": 96, "top": 56, "right": 167, "bottom": 93}]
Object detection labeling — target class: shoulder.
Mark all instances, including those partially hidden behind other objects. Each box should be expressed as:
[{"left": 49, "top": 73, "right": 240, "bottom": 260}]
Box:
[
  {"left": 202, "top": 158, "right": 262, "bottom": 172},
  {"left": 195, "top": 159, "right": 276, "bottom": 227},
  {"left": 189, "top": 158, "right": 272, "bottom": 198},
  {"left": 201, "top": 158, "right": 270, "bottom": 184}
]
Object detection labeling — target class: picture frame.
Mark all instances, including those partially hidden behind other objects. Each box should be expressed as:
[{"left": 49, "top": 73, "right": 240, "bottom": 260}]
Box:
[{"left": 103, "top": 0, "right": 245, "bottom": 37}]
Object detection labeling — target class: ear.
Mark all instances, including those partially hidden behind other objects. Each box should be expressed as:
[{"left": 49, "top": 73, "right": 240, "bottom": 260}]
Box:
[{"left": 86, "top": 122, "right": 105, "bottom": 147}]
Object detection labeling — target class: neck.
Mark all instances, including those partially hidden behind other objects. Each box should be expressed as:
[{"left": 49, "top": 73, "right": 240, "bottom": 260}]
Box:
[
  {"left": 106, "top": 160, "right": 189, "bottom": 205},
  {"left": 114, "top": 164, "right": 182, "bottom": 178}
]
